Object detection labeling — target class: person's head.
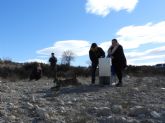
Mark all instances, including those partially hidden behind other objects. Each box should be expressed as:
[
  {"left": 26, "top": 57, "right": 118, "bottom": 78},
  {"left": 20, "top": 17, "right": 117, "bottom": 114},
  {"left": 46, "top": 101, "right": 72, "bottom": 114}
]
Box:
[
  {"left": 112, "top": 39, "right": 118, "bottom": 47},
  {"left": 51, "top": 52, "right": 54, "bottom": 56},
  {"left": 91, "top": 43, "right": 97, "bottom": 48}
]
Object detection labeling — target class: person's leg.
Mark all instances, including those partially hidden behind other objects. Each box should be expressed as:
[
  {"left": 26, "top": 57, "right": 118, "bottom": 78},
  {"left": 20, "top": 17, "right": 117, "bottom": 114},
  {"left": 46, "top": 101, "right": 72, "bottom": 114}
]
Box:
[
  {"left": 54, "top": 65, "right": 57, "bottom": 81},
  {"left": 91, "top": 62, "right": 97, "bottom": 84},
  {"left": 114, "top": 64, "right": 123, "bottom": 86},
  {"left": 111, "top": 65, "right": 116, "bottom": 84}
]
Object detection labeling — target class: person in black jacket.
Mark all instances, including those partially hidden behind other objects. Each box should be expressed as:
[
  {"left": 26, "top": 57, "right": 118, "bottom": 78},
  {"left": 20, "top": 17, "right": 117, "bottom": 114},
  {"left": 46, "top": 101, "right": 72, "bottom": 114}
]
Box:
[
  {"left": 49, "top": 53, "right": 57, "bottom": 80},
  {"left": 89, "top": 43, "right": 105, "bottom": 84},
  {"left": 107, "top": 39, "right": 127, "bottom": 87}
]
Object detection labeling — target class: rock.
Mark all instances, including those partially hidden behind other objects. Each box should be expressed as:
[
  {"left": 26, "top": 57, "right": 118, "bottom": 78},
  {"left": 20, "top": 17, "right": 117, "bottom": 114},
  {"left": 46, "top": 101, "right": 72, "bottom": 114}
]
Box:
[
  {"left": 127, "top": 119, "right": 139, "bottom": 123},
  {"left": 32, "top": 95, "right": 35, "bottom": 102},
  {"left": 44, "top": 112, "right": 50, "bottom": 119},
  {"left": 35, "top": 105, "right": 47, "bottom": 119},
  {"left": 99, "top": 116, "right": 139, "bottom": 123},
  {"left": 129, "top": 106, "right": 150, "bottom": 117},
  {"left": 96, "top": 107, "right": 111, "bottom": 117},
  {"left": 60, "top": 100, "right": 65, "bottom": 105},
  {"left": 26, "top": 102, "right": 34, "bottom": 109},
  {"left": 133, "top": 87, "right": 139, "bottom": 91},
  {"left": 60, "top": 106, "right": 66, "bottom": 113},
  {"left": 111, "top": 105, "right": 123, "bottom": 114},
  {"left": 0, "top": 118, "right": 5, "bottom": 123},
  {"left": 73, "top": 97, "right": 77, "bottom": 102},
  {"left": 67, "top": 101, "right": 72, "bottom": 105},
  {"left": 9, "top": 115, "right": 16, "bottom": 120},
  {"left": 140, "top": 119, "right": 154, "bottom": 123},
  {"left": 150, "top": 111, "right": 161, "bottom": 119},
  {"left": 107, "top": 116, "right": 127, "bottom": 123},
  {"left": 161, "top": 111, "right": 165, "bottom": 122}
]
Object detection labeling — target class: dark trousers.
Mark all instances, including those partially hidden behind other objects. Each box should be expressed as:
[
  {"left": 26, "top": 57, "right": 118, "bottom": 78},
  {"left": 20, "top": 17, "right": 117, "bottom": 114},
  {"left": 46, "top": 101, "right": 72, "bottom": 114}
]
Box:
[
  {"left": 50, "top": 65, "right": 57, "bottom": 80},
  {"left": 91, "top": 62, "right": 98, "bottom": 84},
  {"left": 113, "top": 63, "right": 123, "bottom": 83}
]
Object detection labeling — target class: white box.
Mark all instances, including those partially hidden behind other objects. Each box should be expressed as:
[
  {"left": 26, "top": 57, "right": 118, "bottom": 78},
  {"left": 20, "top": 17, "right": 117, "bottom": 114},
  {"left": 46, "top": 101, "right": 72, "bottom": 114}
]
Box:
[
  {"left": 99, "top": 58, "right": 111, "bottom": 76},
  {"left": 99, "top": 58, "right": 111, "bottom": 85}
]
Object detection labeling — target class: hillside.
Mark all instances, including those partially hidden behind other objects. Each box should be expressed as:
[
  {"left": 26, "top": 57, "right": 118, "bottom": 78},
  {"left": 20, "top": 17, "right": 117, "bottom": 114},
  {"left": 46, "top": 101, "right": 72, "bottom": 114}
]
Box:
[{"left": 0, "top": 76, "right": 165, "bottom": 123}]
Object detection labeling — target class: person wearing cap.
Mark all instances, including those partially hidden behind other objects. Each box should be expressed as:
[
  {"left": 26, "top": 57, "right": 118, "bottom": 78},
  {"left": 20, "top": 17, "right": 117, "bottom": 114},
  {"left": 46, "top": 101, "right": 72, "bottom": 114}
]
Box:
[
  {"left": 89, "top": 43, "right": 105, "bottom": 84},
  {"left": 49, "top": 53, "right": 57, "bottom": 80},
  {"left": 107, "top": 39, "right": 127, "bottom": 87}
]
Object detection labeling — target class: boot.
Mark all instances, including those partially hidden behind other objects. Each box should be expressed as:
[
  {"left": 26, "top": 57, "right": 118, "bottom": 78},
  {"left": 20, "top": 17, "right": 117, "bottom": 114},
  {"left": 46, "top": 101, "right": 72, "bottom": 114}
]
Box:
[{"left": 116, "top": 82, "right": 122, "bottom": 87}]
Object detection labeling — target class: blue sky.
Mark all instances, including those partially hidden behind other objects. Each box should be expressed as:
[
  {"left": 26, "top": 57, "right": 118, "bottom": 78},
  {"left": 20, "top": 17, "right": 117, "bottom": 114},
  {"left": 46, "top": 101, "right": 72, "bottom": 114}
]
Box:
[{"left": 0, "top": 0, "right": 165, "bottom": 66}]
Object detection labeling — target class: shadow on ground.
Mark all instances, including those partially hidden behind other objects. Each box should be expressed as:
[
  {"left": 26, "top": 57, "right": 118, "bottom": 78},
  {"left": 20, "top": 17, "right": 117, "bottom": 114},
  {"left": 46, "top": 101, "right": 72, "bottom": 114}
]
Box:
[{"left": 42, "top": 84, "right": 111, "bottom": 98}]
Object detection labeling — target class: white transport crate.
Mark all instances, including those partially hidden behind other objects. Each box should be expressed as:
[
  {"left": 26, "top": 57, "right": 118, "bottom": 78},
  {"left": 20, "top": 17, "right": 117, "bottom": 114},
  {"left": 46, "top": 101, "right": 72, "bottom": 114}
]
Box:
[{"left": 99, "top": 58, "right": 111, "bottom": 85}]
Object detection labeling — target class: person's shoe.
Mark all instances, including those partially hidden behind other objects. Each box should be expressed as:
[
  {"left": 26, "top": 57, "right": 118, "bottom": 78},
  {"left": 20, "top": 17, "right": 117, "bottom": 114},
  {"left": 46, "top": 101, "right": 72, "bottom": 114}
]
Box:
[{"left": 116, "top": 82, "right": 122, "bottom": 87}]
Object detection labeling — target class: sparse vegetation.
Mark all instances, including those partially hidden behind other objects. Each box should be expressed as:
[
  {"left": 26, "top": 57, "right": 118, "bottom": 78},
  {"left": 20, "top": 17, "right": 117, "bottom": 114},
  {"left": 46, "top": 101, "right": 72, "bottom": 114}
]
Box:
[
  {"left": 0, "top": 59, "right": 164, "bottom": 80},
  {"left": 0, "top": 59, "right": 91, "bottom": 80},
  {"left": 61, "top": 50, "right": 75, "bottom": 66}
]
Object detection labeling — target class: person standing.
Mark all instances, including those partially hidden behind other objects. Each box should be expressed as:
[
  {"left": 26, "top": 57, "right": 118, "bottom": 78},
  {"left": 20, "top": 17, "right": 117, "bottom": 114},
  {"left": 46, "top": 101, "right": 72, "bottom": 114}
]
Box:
[
  {"left": 49, "top": 53, "right": 57, "bottom": 81},
  {"left": 107, "top": 39, "right": 127, "bottom": 87},
  {"left": 89, "top": 43, "right": 105, "bottom": 84}
]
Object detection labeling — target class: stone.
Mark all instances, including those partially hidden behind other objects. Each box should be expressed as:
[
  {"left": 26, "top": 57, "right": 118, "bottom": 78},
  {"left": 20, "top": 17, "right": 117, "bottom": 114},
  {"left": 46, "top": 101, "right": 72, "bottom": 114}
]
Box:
[
  {"left": 107, "top": 116, "right": 127, "bottom": 123},
  {"left": 111, "top": 105, "right": 123, "bottom": 114},
  {"left": 35, "top": 105, "right": 47, "bottom": 119},
  {"left": 129, "top": 106, "right": 150, "bottom": 117},
  {"left": 150, "top": 111, "right": 161, "bottom": 119},
  {"left": 96, "top": 107, "right": 111, "bottom": 117},
  {"left": 140, "top": 119, "right": 154, "bottom": 123},
  {"left": 127, "top": 119, "right": 139, "bottom": 123},
  {"left": 26, "top": 102, "right": 34, "bottom": 109}
]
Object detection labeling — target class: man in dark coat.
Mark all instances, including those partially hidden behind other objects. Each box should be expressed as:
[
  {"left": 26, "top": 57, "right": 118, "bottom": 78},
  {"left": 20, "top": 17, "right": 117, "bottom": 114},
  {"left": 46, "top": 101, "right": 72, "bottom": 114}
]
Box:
[
  {"left": 108, "top": 39, "right": 127, "bottom": 87},
  {"left": 49, "top": 53, "right": 57, "bottom": 80},
  {"left": 89, "top": 43, "right": 105, "bottom": 84}
]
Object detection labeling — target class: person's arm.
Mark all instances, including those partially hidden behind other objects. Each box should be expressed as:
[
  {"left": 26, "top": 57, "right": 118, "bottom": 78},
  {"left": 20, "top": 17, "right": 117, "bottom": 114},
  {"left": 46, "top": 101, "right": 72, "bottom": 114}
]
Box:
[
  {"left": 89, "top": 50, "right": 95, "bottom": 62},
  {"left": 101, "top": 48, "right": 105, "bottom": 58},
  {"left": 49, "top": 57, "right": 51, "bottom": 63},
  {"left": 55, "top": 57, "right": 57, "bottom": 63},
  {"left": 89, "top": 50, "right": 92, "bottom": 61},
  {"left": 111, "top": 44, "right": 119, "bottom": 55}
]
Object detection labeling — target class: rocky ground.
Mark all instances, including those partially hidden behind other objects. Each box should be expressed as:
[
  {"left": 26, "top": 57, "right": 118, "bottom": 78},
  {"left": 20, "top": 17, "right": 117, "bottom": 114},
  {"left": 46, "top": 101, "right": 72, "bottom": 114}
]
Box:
[{"left": 0, "top": 76, "right": 165, "bottom": 123}]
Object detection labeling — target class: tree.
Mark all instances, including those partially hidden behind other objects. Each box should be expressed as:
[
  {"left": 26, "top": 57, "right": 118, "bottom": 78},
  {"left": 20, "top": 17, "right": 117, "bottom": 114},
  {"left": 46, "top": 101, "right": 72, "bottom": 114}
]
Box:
[{"left": 61, "top": 50, "right": 75, "bottom": 66}]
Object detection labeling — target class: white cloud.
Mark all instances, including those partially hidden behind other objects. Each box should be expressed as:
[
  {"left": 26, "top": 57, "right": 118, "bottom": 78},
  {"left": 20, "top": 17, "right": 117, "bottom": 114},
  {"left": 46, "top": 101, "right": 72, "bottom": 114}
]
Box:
[
  {"left": 97, "top": 21, "right": 165, "bottom": 49},
  {"left": 36, "top": 21, "right": 165, "bottom": 66},
  {"left": 126, "top": 46, "right": 165, "bottom": 59},
  {"left": 24, "top": 59, "right": 48, "bottom": 63},
  {"left": 126, "top": 47, "right": 165, "bottom": 65},
  {"left": 116, "top": 21, "right": 165, "bottom": 49},
  {"left": 37, "top": 40, "right": 91, "bottom": 58},
  {"left": 128, "top": 54, "right": 165, "bottom": 65},
  {"left": 100, "top": 21, "right": 165, "bottom": 65},
  {"left": 115, "top": 21, "right": 165, "bottom": 65},
  {"left": 86, "top": 0, "right": 138, "bottom": 17}
]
